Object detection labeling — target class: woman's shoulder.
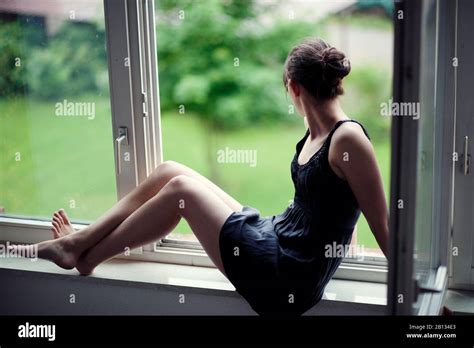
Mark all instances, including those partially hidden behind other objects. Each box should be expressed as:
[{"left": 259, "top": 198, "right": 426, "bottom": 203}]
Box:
[
  {"left": 330, "top": 120, "right": 370, "bottom": 146},
  {"left": 328, "top": 120, "right": 374, "bottom": 179}
]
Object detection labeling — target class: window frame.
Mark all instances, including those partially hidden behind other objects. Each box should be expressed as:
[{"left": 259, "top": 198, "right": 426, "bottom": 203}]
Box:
[
  {"left": 113, "top": 0, "right": 164, "bottom": 253},
  {"left": 449, "top": 0, "right": 474, "bottom": 291},
  {"left": 0, "top": 0, "right": 389, "bottom": 284},
  {"left": 387, "top": 0, "right": 463, "bottom": 315}
]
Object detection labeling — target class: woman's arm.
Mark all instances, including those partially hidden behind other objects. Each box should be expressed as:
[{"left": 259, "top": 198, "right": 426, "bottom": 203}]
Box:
[{"left": 328, "top": 122, "right": 389, "bottom": 259}]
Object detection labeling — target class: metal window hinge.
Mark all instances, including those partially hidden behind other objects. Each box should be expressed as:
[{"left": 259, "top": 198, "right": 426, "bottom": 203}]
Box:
[{"left": 142, "top": 92, "right": 148, "bottom": 117}]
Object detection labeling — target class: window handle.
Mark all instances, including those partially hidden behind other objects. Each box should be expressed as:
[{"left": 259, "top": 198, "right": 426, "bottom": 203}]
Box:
[
  {"left": 115, "top": 127, "right": 129, "bottom": 174},
  {"left": 462, "top": 136, "right": 470, "bottom": 175}
]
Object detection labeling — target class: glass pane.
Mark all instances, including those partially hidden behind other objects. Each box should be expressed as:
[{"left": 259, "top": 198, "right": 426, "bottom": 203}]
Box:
[
  {"left": 414, "top": 0, "right": 439, "bottom": 288},
  {"left": 0, "top": 0, "right": 116, "bottom": 223},
  {"left": 155, "top": 0, "right": 392, "bottom": 252}
]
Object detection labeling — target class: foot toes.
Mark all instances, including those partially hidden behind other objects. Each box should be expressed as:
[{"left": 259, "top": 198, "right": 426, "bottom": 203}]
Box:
[
  {"left": 52, "top": 221, "right": 60, "bottom": 231},
  {"left": 54, "top": 211, "right": 64, "bottom": 224},
  {"left": 53, "top": 215, "right": 63, "bottom": 227},
  {"left": 58, "top": 209, "right": 71, "bottom": 225}
]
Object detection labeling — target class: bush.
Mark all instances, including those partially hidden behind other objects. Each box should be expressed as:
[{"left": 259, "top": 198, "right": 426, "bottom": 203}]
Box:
[
  {"left": 156, "top": 0, "right": 319, "bottom": 130},
  {"left": 27, "top": 22, "right": 108, "bottom": 99},
  {"left": 0, "top": 21, "right": 34, "bottom": 96},
  {"left": 0, "top": 20, "right": 107, "bottom": 100}
]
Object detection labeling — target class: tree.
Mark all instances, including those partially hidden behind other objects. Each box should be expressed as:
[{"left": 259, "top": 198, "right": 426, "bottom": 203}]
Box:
[
  {"left": 155, "top": 0, "right": 316, "bottom": 180},
  {"left": 156, "top": 0, "right": 315, "bottom": 129}
]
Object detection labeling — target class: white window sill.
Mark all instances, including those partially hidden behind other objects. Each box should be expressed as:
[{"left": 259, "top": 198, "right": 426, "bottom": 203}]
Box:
[
  {"left": 445, "top": 289, "right": 474, "bottom": 315},
  {"left": 0, "top": 257, "right": 387, "bottom": 309},
  {"left": 0, "top": 216, "right": 388, "bottom": 284}
]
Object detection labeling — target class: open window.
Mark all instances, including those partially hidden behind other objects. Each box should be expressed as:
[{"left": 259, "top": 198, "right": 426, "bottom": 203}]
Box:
[
  {"left": 152, "top": 0, "right": 394, "bottom": 279},
  {"left": 0, "top": 0, "right": 156, "bottom": 253},
  {"left": 0, "top": 2, "right": 116, "bottom": 221},
  {"left": 388, "top": 0, "right": 473, "bottom": 315},
  {"left": 1, "top": 0, "right": 398, "bottom": 283}
]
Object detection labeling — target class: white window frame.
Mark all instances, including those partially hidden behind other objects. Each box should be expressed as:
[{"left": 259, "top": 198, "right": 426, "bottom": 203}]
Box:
[{"left": 0, "top": 0, "right": 390, "bottom": 284}]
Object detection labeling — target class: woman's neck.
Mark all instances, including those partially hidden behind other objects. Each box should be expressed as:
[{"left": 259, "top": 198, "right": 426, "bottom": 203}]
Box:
[{"left": 302, "top": 98, "right": 349, "bottom": 140}]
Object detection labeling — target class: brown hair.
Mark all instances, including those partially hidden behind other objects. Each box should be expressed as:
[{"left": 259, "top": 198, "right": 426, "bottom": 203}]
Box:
[{"left": 283, "top": 38, "right": 351, "bottom": 100}]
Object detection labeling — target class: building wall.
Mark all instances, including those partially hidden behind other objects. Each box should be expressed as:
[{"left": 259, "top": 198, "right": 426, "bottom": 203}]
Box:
[{"left": 0, "top": 268, "right": 385, "bottom": 316}]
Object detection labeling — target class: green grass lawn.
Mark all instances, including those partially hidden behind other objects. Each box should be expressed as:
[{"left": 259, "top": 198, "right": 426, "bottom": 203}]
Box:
[
  {"left": 0, "top": 96, "right": 117, "bottom": 221},
  {"left": 0, "top": 98, "right": 390, "bottom": 249}
]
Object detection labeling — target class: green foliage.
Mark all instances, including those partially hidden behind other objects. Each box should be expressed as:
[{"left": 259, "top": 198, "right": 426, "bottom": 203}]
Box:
[
  {"left": 156, "top": 0, "right": 318, "bottom": 129},
  {"left": 156, "top": 0, "right": 256, "bottom": 19},
  {"left": 342, "top": 66, "right": 392, "bottom": 141},
  {"left": 27, "top": 22, "right": 108, "bottom": 99},
  {"left": 0, "top": 20, "right": 38, "bottom": 95},
  {"left": 0, "top": 20, "right": 107, "bottom": 100}
]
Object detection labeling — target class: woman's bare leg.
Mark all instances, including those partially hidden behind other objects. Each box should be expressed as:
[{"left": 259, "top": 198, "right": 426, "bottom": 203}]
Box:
[
  {"left": 60, "top": 161, "right": 241, "bottom": 248},
  {"left": 12, "top": 161, "right": 242, "bottom": 270},
  {"left": 75, "top": 175, "right": 234, "bottom": 275}
]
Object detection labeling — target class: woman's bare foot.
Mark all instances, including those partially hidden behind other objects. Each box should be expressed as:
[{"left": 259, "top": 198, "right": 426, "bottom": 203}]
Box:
[
  {"left": 76, "top": 251, "right": 96, "bottom": 276},
  {"left": 51, "top": 209, "right": 75, "bottom": 239},
  {"left": 8, "top": 237, "right": 81, "bottom": 270}
]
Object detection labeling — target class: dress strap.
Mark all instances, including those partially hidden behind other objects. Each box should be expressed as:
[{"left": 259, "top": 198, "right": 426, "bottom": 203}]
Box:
[
  {"left": 327, "top": 119, "right": 371, "bottom": 142},
  {"left": 322, "top": 120, "right": 371, "bottom": 160},
  {"left": 296, "top": 119, "right": 370, "bottom": 157}
]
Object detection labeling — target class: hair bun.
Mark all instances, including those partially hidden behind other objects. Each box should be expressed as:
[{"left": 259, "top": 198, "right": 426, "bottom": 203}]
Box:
[
  {"left": 283, "top": 38, "right": 350, "bottom": 100},
  {"left": 321, "top": 47, "right": 351, "bottom": 83}
]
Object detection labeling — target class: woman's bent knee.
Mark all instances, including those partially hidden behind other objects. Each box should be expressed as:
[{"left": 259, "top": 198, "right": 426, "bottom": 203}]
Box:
[
  {"left": 166, "top": 174, "right": 197, "bottom": 193},
  {"left": 151, "top": 160, "right": 182, "bottom": 183},
  {"left": 166, "top": 175, "right": 212, "bottom": 209},
  {"left": 158, "top": 160, "right": 180, "bottom": 174}
]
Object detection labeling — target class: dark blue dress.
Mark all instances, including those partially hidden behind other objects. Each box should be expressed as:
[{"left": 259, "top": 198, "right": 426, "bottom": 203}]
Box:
[{"left": 219, "top": 119, "right": 370, "bottom": 316}]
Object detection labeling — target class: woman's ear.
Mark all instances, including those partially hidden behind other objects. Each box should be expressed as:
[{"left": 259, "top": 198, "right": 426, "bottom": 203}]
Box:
[{"left": 288, "top": 79, "right": 300, "bottom": 97}]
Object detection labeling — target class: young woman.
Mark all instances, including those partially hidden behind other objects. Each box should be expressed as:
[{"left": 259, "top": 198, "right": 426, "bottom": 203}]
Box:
[{"left": 14, "top": 38, "right": 389, "bottom": 316}]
